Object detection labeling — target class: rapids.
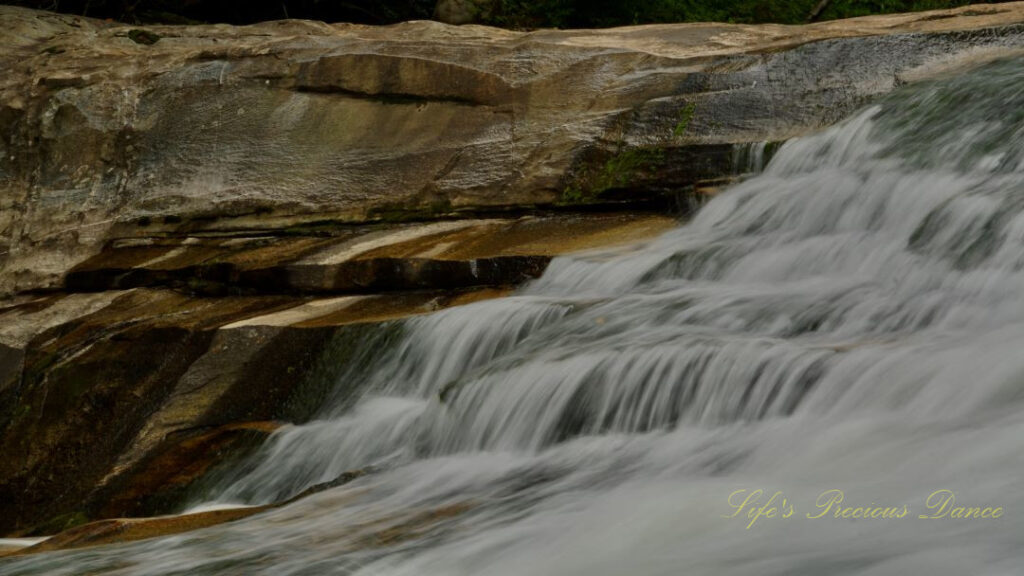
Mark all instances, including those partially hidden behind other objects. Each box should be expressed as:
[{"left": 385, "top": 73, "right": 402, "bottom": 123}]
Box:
[{"left": 5, "top": 56, "right": 1024, "bottom": 576}]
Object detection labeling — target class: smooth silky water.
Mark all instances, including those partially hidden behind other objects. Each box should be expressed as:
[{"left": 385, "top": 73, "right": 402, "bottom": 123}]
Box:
[{"left": 6, "top": 57, "right": 1024, "bottom": 575}]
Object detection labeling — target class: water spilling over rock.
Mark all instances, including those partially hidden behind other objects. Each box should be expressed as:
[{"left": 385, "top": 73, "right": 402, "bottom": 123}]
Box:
[{"left": 6, "top": 51, "right": 1024, "bottom": 575}]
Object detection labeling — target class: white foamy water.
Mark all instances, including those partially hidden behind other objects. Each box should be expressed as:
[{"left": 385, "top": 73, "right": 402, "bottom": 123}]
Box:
[{"left": 5, "top": 58, "right": 1024, "bottom": 576}]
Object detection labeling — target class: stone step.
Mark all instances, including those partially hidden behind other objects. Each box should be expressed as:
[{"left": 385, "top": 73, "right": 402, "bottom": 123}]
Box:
[
  {"left": 64, "top": 214, "right": 676, "bottom": 295},
  {"left": 0, "top": 212, "right": 675, "bottom": 537}
]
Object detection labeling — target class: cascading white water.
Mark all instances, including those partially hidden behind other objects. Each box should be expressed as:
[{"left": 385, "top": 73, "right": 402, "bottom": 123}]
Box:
[{"left": 6, "top": 57, "right": 1024, "bottom": 576}]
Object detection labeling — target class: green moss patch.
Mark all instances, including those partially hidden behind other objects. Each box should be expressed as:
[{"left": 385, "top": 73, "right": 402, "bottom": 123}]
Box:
[
  {"left": 562, "top": 147, "right": 668, "bottom": 204},
  {"left": 673, "top": 102, "right": 697, "bottom": 139}
]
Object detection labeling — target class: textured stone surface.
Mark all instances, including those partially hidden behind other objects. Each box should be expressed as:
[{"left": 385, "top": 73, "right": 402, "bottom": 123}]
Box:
[
  {"left": 3, "top": 2, "right": 1024, "bottom": 543},
  {"left": 7, "top": 506, "right": 277, "bottom": 556},
  {"left": 9, "top": 492, "right": 468, "bottom": 557},
  {"left": 0, "top": 212, "right": 673, "bottom": 536},
  {"left": 62, "top": 214, "right": 674, "bottom": 293},
  {"left": 2, "top": 4, "right": 1024, "bottom": 295}
]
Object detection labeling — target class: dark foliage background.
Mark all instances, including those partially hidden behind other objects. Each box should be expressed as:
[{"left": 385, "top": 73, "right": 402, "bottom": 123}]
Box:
[{"left": 2, "top": 0, "right": 1011, "bottom": 27}]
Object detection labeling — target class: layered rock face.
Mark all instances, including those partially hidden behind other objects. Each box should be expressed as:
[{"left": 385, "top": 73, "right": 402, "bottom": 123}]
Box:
[
  {"left": 0, "top": 213, "right": 673, "bottom": 537},
  {"left": 2, "top": 2, "right": 1024, "bottom": 543},
  {"left": 3, "top": 3, "right": 1024, "bottom": 295}
]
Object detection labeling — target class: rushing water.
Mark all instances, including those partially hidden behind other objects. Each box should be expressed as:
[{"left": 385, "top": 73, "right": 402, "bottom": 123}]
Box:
[{"left": 7, "top": 57, "right": 1024, "bottom": 575}]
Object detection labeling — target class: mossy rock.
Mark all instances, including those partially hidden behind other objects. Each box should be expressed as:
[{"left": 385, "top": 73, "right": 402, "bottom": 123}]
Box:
[
  {"left": 673, "top": 102, "right": 697, "bottom": 138},
  {"left": 562, "top": 146, "right": 668, "bottom": 204}
]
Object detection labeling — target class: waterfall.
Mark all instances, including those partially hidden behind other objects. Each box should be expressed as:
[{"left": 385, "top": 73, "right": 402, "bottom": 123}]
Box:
[{"left": 6, "top": 56, "right": 1024, "bottom": 576}]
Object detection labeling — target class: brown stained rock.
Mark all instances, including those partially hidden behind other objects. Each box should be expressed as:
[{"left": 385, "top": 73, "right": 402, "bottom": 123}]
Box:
[
  {"left": 0, "top": 291, "right": 300, "bottom": 535},
  {"left": 290, "top": 288, "right": 514, "bottom": 328},
  {"left": 395, "top": 213, "right": 677, "bottom": 258},
  {"left": 10, "top": 495, "right": 473, "bottom": 557},
  {"left": 62, "top": 214, "right": 677, "bottom": 294},
  {"left": 2, "top": 4, "right": 1024, "bottom": 295},
  {"left": 90, "top": 324, "right": 343, "bottom": 510},
  {"left": 0, "top": 212, "right": 656, "bottom": 533},
  {"left": 0, "top": 324, "right": 217, "bottom": 536},
  {"left": 61, "top": 235, "right": 348, "bottom": 294},
  {"left": 93, "top": 421, "right": 282, "bottom": 521},
  {"left": 0, "top": 544, "right": 21, "bottom": 557},
  {"left": 13, "top": 507, "right": 275, "bottom": 555},
  {"left": 7, "top": 466, "right": 471, "bottom": 557},
  {"left": 0, "top": 285, "right": 513, "bottom": 536},
  {"left": 281, "top": 255, "right": 551, "bottom": 294}
]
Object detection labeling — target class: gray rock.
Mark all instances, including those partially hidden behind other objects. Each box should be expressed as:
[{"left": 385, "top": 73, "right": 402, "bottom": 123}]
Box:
[{"left": 2, "top": 5, "right": 1024, "bottom": 296}]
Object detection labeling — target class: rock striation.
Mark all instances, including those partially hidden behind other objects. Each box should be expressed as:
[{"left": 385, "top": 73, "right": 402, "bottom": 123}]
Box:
[
  {"left": 3, "top": 3, "right": 1024, "bottom": 295},
  {"left": 2, "top": 2, "right": 1024, "bottom": 540}
]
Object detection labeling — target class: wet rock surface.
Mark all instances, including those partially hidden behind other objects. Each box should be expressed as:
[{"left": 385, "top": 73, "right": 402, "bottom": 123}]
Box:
[
  {"left": 3, "top": 4, "right": 1024, "bottom": 294},
  {"left": 3, "top": 1, "right": 1024, "bottom": 549},
  {"left": 63, "top": 214, "right": 670, "bottom": 294},
  {"left": 0, "top": 213, "right": 673, "bottom": 536}
]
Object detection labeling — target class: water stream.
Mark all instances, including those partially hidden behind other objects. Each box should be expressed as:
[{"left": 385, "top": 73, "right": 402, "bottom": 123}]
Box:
[{"left": 5, "top": 57, "right": 1024, "bottom": 576}]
